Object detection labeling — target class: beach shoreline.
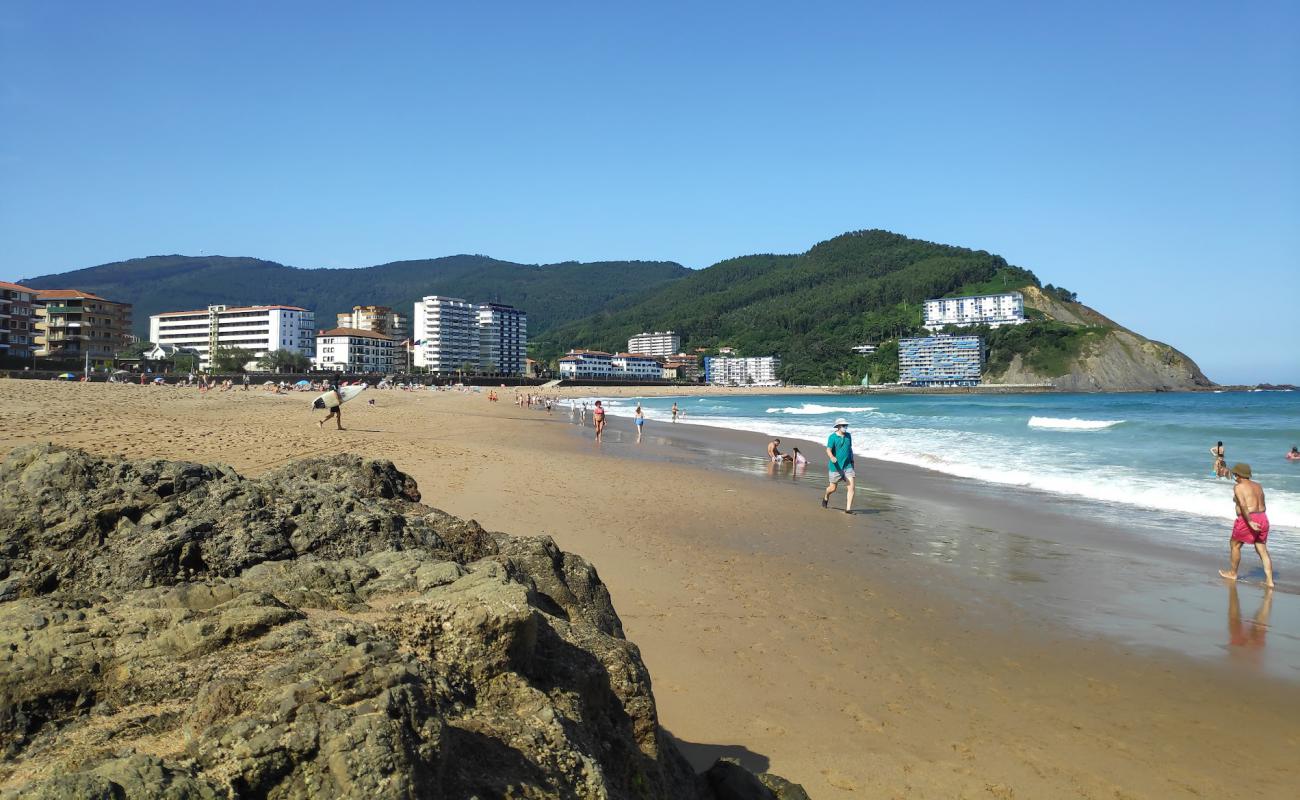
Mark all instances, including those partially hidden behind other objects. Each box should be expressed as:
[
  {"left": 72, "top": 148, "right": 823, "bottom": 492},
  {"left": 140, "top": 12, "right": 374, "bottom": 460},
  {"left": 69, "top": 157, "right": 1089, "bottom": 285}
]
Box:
[{"left": 2, "top": 379, "right": 1297, "bottom": 798}]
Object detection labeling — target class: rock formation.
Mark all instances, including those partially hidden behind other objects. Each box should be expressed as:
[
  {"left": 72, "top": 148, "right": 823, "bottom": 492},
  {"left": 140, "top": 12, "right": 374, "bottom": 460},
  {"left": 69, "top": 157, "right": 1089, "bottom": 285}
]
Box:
[{"left": 0, "top": 444, "right": 806, "bottom": 799}]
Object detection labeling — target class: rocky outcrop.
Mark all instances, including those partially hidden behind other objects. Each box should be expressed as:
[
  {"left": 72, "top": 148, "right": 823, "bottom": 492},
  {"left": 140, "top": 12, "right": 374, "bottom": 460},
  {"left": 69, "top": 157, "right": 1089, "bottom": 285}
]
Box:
[
  {"left": 0, "top": 444, "right": 795, "bottom": 798},
  {"left": 983, "top": 286, "right": 1214, "bottom": 391}
]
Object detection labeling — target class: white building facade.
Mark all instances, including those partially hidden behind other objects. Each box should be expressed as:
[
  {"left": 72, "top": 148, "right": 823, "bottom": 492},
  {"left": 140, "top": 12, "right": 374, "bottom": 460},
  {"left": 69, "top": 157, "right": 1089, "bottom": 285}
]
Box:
[
  {"left": 558, "top": 350, "right": 615, "bottom": 379},
  {"left": 703, "top": 356, "right": 782, "bottom": 386},
  {"left": 478, "top": 303, "right": 527, "bottom": 375},
  {"left": 314, "top": 328, "right": 396, "bottom": 373},
  {"left": 923, "top": 292, "right": 1026, "bottom": 331},
  {"left": 149, "top": 305, "right": 315, "bottom": 370},
  {"left": 611, "top": 353, "right": 662, "bottom": 380},
  {"left": 627, "top": 331, "right": 681, "bottom": 357}
]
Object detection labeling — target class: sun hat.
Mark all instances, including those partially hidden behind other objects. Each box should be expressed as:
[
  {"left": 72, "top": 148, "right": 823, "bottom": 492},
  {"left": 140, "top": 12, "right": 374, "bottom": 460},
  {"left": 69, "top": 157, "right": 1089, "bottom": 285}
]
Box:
[
  {"left": 833, "top": 418, "right": 849, "bottom": 428},
  {"left": 1231, "top": 463, "right": 1252, "bottom": 479}
]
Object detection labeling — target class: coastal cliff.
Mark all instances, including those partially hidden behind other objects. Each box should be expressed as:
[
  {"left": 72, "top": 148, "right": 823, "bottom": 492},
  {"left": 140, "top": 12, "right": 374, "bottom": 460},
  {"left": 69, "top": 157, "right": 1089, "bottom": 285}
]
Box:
[
  {"left": 981, "top": 286, "right": 1214, "bottom": 391},
  {"left": 0, "top": 445, "right": 805, "bottom": 799}
]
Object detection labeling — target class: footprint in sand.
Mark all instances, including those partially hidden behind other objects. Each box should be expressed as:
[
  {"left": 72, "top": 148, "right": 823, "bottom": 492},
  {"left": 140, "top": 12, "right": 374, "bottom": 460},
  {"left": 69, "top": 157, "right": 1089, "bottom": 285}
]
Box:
[
  {"left": 820, "top": 769, "right": 858, "bottom": 791},
  {"left": 841, "top": 703, "right": 885, "bottom": 732}
]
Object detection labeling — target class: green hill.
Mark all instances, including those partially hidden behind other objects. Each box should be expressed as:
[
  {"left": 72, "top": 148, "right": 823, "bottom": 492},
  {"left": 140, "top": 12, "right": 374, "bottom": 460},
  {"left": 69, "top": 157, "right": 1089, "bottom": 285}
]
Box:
[{"left": 19, "top": 255, "right": 690, "bottom": 338}]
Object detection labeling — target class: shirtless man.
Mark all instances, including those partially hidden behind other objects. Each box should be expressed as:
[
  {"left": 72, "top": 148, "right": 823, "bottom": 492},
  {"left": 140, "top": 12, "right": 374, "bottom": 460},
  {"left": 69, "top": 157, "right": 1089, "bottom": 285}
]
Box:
[
  {"left": 766, "top": 437, "right": 791, "bottom": 462},
  {"left": 1218, "top": 463, "right": 1274, "bottom": 589}
]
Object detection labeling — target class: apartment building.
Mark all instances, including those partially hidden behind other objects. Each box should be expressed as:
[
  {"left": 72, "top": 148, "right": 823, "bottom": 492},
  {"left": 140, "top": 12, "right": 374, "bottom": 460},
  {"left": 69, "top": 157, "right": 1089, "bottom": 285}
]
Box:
[
  {"left": 412, "top": 296, "right": 528, "bottom": 374},
  {"left": 314, "top": 328, "right": 396, "bottom": 373},
  {"left": 0, "top": 281, "right": 37, "bottom": 360},
  {"left": 34, "top": 289, "right": 133, "bottom": 368},
  {"left": 477, "top": 303, "right": 527, "bottom": 375},
  {"left": 611, "top": 352, "right": 662, "bottom": 380},
  {"left": 336, "top": 305, "right": 408, "bottom": 339},
  {"left": 149, "top": 305, "right": 315, "bottom": 370},
  {"left": 703, "top": 356, "right": 782, "bottom": 386},
  {"left": 898, "top": 334, "right": 983, "bottom": 386},
  {"left": 627, "top": 331, "right": 681, "bottom": 357},
  {"left": 661, "top": 353, "right": 701, "bottom": 381},
  {"left": 558, "top": 350, "right": 614, "bottom": 379},
  {"left": 923, "top": 292, "right": 1026, "bottom": 331}
]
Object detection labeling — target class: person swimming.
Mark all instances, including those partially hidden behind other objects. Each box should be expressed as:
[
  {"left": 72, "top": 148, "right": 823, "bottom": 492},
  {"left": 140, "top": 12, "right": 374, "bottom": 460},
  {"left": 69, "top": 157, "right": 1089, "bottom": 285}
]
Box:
[{"left": 1287, "top": 446, "right": 1300, "bottom": 461}]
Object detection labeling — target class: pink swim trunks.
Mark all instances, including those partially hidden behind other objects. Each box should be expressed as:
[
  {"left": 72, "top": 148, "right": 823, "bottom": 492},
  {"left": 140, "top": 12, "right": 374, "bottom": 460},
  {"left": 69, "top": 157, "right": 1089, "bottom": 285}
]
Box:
[{"left": 1231, "top": 512, "right": 1270, "bottom": 544}]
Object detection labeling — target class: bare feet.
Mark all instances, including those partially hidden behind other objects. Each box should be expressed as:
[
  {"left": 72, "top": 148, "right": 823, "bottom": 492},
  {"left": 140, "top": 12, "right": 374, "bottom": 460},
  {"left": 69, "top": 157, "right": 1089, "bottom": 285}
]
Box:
[
  {"left": 317, "top": 420, "right": 323, "bottom": 429},
  {"left": 1218, "top": 569, "right": 1238, "bottom": 581}
]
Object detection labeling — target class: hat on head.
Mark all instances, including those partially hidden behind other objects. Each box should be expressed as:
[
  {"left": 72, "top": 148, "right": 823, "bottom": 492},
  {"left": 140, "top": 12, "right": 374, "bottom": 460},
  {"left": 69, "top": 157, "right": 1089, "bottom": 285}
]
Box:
[
  {"left": 1231, "top": 463, "right": 1252, "bottom": 479},
  {"left": 833, "top": 418, "right": 849, "bottom": 428}
]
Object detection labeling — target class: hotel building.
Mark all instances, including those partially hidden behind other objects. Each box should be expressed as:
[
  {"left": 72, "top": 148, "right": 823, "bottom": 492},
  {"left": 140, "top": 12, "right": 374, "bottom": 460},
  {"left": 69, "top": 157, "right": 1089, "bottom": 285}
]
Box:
[
  {"left": 314, "top": 328, "right": 396, "bottom": 373},
  {"left": 923, "top": 292, "right": 1026, "bottom": 331},
  {"left": 412, "top": 296, "right": 528, "bottom": 375},
  {"left": 703, "top": 356, "right": 782, "bottom": 386},
  {"left": 149, "top": 305, "right": 315, "bottom": 370},
  {"left": 0, "top": 281, "right": 37, "bottom": 360},
  {"left": 336, "top": 305, "right": 408, "bottom": 339},
  {"left": 34, "top": 289, "right": 134, "bottom": 368},
  {"left": 558, "top": 350, "right": 663, "bottom": 380},
  {"left": 627, "top": 331, "right": 681, "bottom": 357},
  {"left": 898, "top": 334, "right": 983, "bottom": 386}
]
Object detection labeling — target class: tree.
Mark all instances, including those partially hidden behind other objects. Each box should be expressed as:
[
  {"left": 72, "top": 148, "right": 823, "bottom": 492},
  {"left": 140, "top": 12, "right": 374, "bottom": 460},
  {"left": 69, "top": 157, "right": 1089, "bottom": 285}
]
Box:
[
  {"left": 117, "top": 340, "right": 155, "bottom": 359},
  {"left": 258, "top": 349, "right": 312, "bottom": 373},
  {"left": 173, "top": 353, "right": 199, "bottom": 373},
  {"left": 210, "top": 346, "right": 255, "bottom": 373}
]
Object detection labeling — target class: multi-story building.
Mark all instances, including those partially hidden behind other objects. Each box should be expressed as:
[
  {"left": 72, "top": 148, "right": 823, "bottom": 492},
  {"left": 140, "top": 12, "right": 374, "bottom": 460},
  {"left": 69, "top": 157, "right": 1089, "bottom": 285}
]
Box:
[
  {"left": 923, "top": 292, "right": 1026, "bottom": 331},
  {"left": 661, "top": 353, "right": 701, "bottom": 381},
  {"left": 703, "top": 356, "right": 782, "bottom": 386},
  {"left": 477, "top": 302, "right": 527, "bottom": 375},
  {"left": 412, "top": 296, "right": 528, "bottom": 375},
  {"left": 611, "top": 353, "right": 662, "bottom": 380},
  {"left": 336, "top": 305, "right": 408, "bottom": 339},
  {"left": 558, "top": 350, "right": 615, "bottom": 379},
  {"left": 0, "top": 281, "right": 37, "bottom": 360},
  {"left": 34, "top": 290, "right": 134, "bottom": 368},
  {"left": 627, "top": 331, "right": 681, "bottom": 357},
  {"left": 898, "top": 335, "right": 983, "bottom": 386},
  {"left": 314, "top": 328, "right": 396, "bottom": 373},
  {"left": 149, "top": 305, "right": 315, "bottom": 370}
]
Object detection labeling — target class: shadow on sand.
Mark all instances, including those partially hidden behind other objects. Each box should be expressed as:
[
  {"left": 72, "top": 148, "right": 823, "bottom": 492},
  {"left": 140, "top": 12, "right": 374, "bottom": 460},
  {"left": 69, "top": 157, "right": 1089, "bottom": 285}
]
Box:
[{"left": 665, "top": 730, "right": 770, "bottom": 773}]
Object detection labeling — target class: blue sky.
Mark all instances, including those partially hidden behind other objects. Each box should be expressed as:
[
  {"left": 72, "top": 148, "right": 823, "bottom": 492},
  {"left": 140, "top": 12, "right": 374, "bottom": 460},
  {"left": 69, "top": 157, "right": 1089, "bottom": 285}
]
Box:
[{"left": 1, "top": 1, "right": 1296, "bottom": 383}]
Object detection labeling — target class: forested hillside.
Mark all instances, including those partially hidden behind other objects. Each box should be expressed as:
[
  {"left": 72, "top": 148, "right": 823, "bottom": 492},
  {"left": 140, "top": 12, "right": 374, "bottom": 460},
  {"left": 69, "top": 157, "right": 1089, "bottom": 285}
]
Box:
[{"left": 20, "top": 255, "right": 690, "bottom": 338}]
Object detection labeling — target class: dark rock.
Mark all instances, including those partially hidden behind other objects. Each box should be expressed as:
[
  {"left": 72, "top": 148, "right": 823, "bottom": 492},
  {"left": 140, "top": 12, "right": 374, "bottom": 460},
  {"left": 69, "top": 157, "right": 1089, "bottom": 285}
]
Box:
[
  {"left": 0, "top": 445, "right": 801, "bottom": 798},
  {"left": 707, "top": 757, "right": 779, "bottom": 799}
]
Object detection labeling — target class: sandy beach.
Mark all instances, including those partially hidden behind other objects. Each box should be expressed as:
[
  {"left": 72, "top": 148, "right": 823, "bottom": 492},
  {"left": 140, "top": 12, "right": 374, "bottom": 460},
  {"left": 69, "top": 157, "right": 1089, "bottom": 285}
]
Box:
[{"left": 2, "top": 379, "right": 1297, "bottom": 798}]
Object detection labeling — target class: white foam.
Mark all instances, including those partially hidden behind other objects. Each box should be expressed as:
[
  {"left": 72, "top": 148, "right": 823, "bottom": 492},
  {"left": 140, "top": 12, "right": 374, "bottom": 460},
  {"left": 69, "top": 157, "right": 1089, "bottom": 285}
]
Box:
[
  {"left": 765, "top": 403, "right": 878, "bottom": 415},
  {"left": 1028, "top": 416, "right": 1125, "bottom": 431}
]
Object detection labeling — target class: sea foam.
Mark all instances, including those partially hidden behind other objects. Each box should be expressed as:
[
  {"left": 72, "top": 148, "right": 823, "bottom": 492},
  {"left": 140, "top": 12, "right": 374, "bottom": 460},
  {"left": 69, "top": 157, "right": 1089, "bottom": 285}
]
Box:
[
  {"left": 765, "top": 403, "right": 878, "bottom": 415},
  {"left": 1028, "top": 416, "right": 1125, "bottom": 431}
]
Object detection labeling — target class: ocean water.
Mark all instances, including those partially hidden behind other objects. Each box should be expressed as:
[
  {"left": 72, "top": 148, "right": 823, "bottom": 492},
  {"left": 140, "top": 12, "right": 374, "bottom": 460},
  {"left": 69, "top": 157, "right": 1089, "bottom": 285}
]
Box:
[{"left": 584, "top": 391, "right": 1300, "bottom": 533}]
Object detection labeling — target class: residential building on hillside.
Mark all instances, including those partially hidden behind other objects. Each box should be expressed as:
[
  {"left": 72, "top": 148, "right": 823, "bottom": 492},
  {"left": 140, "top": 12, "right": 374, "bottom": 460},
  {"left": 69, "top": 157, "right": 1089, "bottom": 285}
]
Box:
[
  {"left": 558, "top": 350, "right": 614, "bottom": 379},
  {"left": 336, "top": 305, "right": 408, "bottom": 339},
  {"left": 412, "top": 296, "right": 527, "bottom": 375},
  {"left": 627, "top": 331, "right": 681, "bottom": 357},
  {"left": 898, "top": 335, "right": 983, "bottom": 386},
  {"left": 149, "top": 305, "right": 315, "bottom": 370},
  {"left": 477, "top": 303, "right": 527, "bottom": 375},
  {"left": 0, "top": 281, "right": 37, "bottom": 360},
  {"left": 704, "top": 356, "right": 782, "bottom": 386},
  {"left": 35, "top": 289, "right": 133, "bottom": 368},
  {"left": 314, "top": 328, "right": 396, "bottom": 373},
  {"left": 851, "top": 343, "right": 878, "bottom": 355},
  {"left": 923, "top": 292, "right": 1025, "bottom": 331}
]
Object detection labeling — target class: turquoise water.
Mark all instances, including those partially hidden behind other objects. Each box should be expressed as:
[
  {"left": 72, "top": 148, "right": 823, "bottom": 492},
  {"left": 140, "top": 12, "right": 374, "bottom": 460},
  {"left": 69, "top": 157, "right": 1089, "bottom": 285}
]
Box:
[{"left": 588, "top": 391, "right": 1300, "bottom": 533}]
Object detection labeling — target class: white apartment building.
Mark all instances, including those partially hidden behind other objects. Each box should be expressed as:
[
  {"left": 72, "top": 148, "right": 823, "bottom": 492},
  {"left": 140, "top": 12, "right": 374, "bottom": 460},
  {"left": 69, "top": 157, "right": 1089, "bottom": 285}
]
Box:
[
  {"left": 923, "top": 292, "right": 1026, "bottom": 331},
  {"left": 704, "top": 355, "right": 782, "bottom": 386},
  {"left": 627, "top": 331, "right": 681, "bottom": 357},
  {"left": 478, "top": 303, "right": 527, "bottom": 375},
  {"left": 611, "top": 353, "right": 662, "bottom": 380},
  {"left": 314, "top": 328, "right": 396, "bottom": 373},
  {"left": 412, "top": 296, "right": 528, "bottom": 374},
  {"left": 149, "top": 305, "right": 315, "bottom": 369},
  {"left": 558, "top": 350, "right": 614, "bottom": 379}
]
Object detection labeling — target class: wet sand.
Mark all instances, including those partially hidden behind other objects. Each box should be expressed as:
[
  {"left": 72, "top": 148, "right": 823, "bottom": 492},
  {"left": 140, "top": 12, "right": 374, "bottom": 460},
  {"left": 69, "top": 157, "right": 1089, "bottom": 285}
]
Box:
[{"left": 2, "top": 380, "right": 1298, "bottom": 798}]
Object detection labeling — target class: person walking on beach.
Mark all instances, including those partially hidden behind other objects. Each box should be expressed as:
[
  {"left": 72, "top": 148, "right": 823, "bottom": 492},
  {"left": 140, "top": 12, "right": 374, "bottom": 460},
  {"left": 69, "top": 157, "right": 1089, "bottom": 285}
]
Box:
[
  {"left": 1218, "top": 463, "right": 1274, "bottom": 589},
  {"left": 1211, "top": 441, "right": 1228, "bottom": 478},
  {"left": 635, "top": 402, "right": 645, "bottom": 443},
  {"left": 593, "top": 400, "right": 606, "bottom": 442},
  {"left": 319, "top": 379, "right": 344, "bottom": 431},
  {"left": 671, "top": 402, "right": 679, "bottom": 423},
  {"left": 821, "top": 418, "right": 855, "bottom": 513}
]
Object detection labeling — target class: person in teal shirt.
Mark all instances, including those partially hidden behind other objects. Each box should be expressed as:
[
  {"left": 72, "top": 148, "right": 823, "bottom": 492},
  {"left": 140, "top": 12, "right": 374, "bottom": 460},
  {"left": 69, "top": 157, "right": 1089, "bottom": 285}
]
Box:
[{"left": 822, "top": 418, "right": 855, "bottom": 513}]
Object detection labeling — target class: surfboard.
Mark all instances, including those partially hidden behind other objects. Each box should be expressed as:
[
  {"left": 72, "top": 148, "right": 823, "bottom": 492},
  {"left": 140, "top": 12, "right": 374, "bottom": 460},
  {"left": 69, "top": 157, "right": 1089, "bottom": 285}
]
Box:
[{"left": 313, "top": 385, "right": 366, "bottom": 409}]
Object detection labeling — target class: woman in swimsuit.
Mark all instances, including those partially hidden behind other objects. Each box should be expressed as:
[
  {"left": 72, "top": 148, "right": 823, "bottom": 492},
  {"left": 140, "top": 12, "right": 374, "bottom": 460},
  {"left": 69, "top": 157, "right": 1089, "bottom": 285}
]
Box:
[
  {"left": 634, "top": 403, "right": 645, "bottom": 443},
  {"left": 593, "top": 400, "right": 606, "bottom": 442},
  {"left": 1211, "top": 441, "right": 1228, "bottom": 478}
]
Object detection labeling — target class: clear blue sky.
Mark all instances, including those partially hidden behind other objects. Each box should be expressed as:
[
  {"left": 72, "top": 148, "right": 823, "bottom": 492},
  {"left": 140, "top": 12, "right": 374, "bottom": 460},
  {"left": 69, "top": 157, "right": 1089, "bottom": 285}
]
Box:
[{"left": 2, "top": 1, "right": 1296, "bottom": 383}]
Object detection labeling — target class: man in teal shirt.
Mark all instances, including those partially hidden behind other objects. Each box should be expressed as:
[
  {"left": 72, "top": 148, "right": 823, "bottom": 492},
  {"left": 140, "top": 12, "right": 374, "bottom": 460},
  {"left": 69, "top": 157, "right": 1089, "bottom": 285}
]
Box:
[{"left": 822, "top": 418, "right": 855, "bottom": 513}]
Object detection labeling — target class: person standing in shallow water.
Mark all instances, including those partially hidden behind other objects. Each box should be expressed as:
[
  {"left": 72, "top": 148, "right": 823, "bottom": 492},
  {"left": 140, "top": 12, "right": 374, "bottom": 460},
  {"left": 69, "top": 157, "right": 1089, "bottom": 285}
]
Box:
[
  {"left": 822, "top": 418, "right": 855, "bottom": 513},
  {"left": 634, "top": 403, "right": 645, "bottom": 443},
  {"left": 593, "top": 400, "right": 606, "bottom": 442},
  {"left": 1219, "top": 463, "right": 1273, "bottom": 589},
  {"left": 1211, "top": 441, "right": 1228, "bottom": 478}
]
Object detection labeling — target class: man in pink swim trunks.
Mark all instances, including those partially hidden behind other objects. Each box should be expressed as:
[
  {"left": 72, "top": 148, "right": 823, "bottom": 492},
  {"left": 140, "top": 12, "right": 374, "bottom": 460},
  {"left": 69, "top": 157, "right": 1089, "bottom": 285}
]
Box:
[{"left": 1219, "top": 463, "right": 1274, "bottom": 589}]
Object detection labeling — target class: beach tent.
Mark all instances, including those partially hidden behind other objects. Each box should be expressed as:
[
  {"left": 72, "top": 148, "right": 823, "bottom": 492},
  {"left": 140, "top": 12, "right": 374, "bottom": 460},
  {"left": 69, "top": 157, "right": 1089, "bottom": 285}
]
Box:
[{"left": 56, "top": 373, "right": 75, "bottom": 380}]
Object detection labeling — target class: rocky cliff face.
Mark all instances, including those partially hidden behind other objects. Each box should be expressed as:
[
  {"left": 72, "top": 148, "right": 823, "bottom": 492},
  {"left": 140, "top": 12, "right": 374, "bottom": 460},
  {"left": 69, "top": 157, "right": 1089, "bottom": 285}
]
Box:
[
  {"left": 0, "top": 445, "right": 805, "bottom": 799},
  {"left": 984, "top": 286, "right": 1214, "bottom": 391}
]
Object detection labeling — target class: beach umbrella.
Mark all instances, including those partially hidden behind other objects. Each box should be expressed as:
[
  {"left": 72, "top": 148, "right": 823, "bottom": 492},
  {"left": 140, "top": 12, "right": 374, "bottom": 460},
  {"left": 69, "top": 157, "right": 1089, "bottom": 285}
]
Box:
[
  {"left": 263, "top": 380, "right": 275, "bottom": 386},
  {"left": 295, "top": 379, "right": 310, "bottom": 386},
  {"left": 57, "top": 373, "right": 75, "bottom": 379}
]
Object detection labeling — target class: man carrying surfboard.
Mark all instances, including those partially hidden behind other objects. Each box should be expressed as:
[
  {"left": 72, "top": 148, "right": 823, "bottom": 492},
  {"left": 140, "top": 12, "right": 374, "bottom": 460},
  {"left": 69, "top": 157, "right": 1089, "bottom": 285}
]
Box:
[
  {"left": 822, "top": 418, "right": 855, "bottom": 514},
  {"left": 319, "top": 378, "right": 344, "bottom": 430}
]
